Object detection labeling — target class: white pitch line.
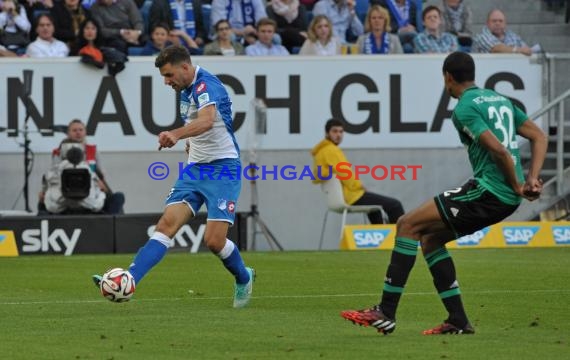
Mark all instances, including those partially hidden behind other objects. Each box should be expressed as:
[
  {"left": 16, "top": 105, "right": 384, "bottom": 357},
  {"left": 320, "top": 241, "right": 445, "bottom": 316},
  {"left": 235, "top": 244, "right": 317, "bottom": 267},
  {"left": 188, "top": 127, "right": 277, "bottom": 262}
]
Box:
[{"left": 0, "top": 288, "right": 569, "bottom": 306}]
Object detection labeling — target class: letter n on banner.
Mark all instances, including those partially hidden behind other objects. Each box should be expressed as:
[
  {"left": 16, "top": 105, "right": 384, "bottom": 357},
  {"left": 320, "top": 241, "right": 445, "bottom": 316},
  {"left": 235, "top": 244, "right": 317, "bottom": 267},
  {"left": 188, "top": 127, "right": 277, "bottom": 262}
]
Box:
[{"left": 0, "top": 231, "right": 19, "bottom": 257}]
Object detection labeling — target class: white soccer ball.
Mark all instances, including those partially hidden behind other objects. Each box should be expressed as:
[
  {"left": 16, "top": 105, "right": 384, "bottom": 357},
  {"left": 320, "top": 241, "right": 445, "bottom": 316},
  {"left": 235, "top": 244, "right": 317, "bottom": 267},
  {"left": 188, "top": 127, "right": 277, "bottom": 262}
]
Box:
[{"left": 100, "top": 268, "right": 136, "bottom": 303}]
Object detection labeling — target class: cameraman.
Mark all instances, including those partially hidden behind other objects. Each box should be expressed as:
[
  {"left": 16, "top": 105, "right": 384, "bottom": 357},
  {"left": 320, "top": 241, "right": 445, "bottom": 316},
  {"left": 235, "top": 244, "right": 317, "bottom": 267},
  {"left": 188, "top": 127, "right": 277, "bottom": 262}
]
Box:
[
  {"left": 39, "top": 118, "right": 125, "bottom": 214},
  {"left": 42, "top": 139, "right": 106, "bottom": 214}
]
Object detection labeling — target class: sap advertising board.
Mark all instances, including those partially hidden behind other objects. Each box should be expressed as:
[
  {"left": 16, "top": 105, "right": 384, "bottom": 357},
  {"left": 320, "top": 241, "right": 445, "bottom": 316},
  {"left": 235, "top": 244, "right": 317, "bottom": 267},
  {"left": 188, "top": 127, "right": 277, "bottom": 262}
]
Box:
[{"left": 0, "top": 55, "right": 541, "bottom": 152}]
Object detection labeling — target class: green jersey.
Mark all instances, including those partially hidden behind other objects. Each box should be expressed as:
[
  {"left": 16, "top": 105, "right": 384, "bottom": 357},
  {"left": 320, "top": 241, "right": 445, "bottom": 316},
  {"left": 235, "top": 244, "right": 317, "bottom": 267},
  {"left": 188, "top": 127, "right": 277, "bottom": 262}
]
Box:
[{"left": 452, "top": 86, "right": 528, "bottom": 205}]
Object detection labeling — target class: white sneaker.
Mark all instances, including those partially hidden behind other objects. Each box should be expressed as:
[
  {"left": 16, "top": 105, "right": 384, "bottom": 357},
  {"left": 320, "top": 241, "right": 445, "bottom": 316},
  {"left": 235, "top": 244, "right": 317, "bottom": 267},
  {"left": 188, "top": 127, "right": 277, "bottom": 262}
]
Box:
[{"left": 233, "top": 267, "right": 255, "bottom": 308}]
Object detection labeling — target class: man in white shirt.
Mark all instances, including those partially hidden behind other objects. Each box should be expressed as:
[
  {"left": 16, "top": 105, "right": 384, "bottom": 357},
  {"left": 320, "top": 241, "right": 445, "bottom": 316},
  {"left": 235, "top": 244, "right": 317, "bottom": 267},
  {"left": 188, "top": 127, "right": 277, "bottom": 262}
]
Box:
[{"left": 26, "top": 14, "right": 69, "bottom": 58}]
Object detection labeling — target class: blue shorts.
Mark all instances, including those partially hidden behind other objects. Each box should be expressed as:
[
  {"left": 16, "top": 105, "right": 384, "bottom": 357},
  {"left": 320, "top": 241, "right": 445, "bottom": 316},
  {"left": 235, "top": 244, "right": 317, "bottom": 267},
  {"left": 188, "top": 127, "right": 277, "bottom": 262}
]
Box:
[{"left": 165, "top": 158, "right": 241, "bottom": 224}]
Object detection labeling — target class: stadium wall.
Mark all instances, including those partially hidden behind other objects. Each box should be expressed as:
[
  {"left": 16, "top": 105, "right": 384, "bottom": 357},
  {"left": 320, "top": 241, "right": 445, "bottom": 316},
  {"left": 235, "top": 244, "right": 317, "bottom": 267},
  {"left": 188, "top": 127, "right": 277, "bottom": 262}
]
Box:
[{"left": 0, "top": 55, "right": 544, "bottom": 250}]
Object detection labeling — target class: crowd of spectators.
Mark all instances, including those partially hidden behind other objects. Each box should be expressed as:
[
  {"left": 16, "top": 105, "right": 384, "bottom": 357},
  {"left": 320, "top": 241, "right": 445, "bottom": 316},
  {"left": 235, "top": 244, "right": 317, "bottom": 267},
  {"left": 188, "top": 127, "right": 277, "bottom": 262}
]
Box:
[{"left": 0, "top": 0, "right": 550, "bottom": 59}]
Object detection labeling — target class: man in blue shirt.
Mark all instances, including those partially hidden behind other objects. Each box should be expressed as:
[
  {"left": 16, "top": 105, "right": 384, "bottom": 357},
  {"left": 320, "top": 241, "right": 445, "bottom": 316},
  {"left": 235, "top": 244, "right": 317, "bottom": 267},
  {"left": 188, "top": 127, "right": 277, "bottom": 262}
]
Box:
[
  {"left": 93, "top": 45, "right": 255, "bottom": 308},
  {"left": 414, "top": 5, "right": 459, "bottom": 53},
  {"left": 245, "top": 18, "right": 289, "bottom": 56}
]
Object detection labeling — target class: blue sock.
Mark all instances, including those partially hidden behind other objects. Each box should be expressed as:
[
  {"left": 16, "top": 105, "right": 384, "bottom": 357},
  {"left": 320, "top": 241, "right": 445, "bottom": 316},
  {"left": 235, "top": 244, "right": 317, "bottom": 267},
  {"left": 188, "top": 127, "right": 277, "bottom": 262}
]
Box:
[
  {"left": 128, "top": 233, "right": 169, "bottom": 284},
  {"left": 218, "top": 239, "right": 250, "bottom": 284}
]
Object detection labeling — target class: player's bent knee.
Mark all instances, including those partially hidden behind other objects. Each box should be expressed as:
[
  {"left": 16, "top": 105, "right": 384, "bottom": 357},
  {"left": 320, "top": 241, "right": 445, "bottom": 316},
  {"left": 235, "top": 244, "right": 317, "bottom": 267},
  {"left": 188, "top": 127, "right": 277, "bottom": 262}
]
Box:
[
  {"left": 203, "top": 233, "right": 226, "bottom": 253},
  {"left": 396, "top": 214, "right": 416, "bottom": 236}
]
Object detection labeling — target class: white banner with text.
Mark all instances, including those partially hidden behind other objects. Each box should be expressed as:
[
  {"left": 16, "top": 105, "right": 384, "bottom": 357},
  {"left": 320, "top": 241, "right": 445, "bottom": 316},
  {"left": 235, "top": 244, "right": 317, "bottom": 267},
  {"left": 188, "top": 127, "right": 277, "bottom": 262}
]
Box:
[{"left": 0, "top": 55, "right": 542, "bottom": 152}]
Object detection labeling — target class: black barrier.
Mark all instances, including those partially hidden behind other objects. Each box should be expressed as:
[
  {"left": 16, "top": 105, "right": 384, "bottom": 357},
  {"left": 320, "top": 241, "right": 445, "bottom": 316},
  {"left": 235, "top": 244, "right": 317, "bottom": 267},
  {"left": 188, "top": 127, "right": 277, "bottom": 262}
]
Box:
[
  {"left": 114, "top": 213, "right": 247, "bottom": 253},
  {"left": 0, "top": 215, "right": 115, "bottom": 255},
  {"left": 0, "top": 213, "right": 247, "bottom": 255}
]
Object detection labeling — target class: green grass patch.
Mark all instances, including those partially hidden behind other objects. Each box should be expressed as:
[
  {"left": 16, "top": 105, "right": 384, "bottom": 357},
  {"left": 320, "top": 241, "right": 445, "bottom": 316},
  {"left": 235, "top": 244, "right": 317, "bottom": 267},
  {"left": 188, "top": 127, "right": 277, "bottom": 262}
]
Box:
[{"left": 0, "top": 248, "right": 568, "bottom": 359}]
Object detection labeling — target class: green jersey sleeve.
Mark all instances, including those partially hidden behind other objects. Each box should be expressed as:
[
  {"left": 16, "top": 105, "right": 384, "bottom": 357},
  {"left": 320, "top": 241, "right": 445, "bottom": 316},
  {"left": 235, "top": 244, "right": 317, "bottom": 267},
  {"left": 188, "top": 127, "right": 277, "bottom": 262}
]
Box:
[
  {"left": 513, "top": 105, "right": 528, "bottom": 129},
  {"left": 454, "top": 103, "right": 488, "bottom": 141}
]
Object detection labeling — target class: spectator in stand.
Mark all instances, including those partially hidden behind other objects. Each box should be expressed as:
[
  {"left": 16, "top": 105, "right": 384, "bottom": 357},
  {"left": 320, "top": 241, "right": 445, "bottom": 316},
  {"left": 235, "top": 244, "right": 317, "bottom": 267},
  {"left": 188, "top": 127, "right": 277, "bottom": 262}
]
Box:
[
  {"left": 356, "top": 4, "right": 402, "bottom": 54},
  {"left": 49, "top": 0, "right": 90, "bottom": 49},
  {"left": 413, "top": 5, "right": 458, "bottom": 53},
  {"left": 149, "top": 0, "right": 207, "bottom": 48},
  {"left": 313, "top": 0, "right": 364, "bottom": 43},
  {"left": 203, "top": 19, "right": 245, "bottom": 55},
  {"left": 0, "top": 0, "right": 31, "bottom": 54},
  {"left": 245, "top": 17, "right": 289, "bottom": 56},
  {"left": 370, "top": 0, "right": 418, "bottom": 53},
  {"left": 441, "top": 0, "right": 472, "bottom": 50},
  {"left": 210, "top": 0, "right": 268, "bottom": 45},
  {"left": 90, "top": 0, "right": 145, "bottom": 55},
  {"left": 140, "top": 22, "right": 201, "bottom": 55},
  {"left": 266, "top": 0, "right": 308, "bottom": 53},
  {"left": 70, "top": 17, "right": 128, "bottom": 77},
  {"left": 299, "top": 14, "right": 342, "bottom": 55},
  {"left": 70, "top": 17, "right": 105, "bottom": 69},
  {"left": 141, "top": 22, "right": 170, "bottom": 55},
  {"left": 26, "top": 13, "right": 69, "bottom": 57},
  {"left": 472, "top": 9, "right": 533, "bottom": 56}
]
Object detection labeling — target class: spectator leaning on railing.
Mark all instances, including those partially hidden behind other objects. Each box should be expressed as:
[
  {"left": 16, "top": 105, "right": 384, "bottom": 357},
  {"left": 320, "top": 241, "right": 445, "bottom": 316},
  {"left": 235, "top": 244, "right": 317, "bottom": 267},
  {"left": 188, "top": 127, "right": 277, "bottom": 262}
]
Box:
[{"left": 472, "top": 9, "right": 534, "bottom": 56}]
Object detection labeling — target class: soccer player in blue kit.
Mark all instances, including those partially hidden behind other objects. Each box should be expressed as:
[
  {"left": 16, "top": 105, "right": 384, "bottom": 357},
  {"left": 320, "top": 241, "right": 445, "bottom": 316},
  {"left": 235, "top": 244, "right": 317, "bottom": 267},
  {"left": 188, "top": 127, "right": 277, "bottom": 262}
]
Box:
[{"left": 94, "top": 45, "right": 255, "bottom": 308}]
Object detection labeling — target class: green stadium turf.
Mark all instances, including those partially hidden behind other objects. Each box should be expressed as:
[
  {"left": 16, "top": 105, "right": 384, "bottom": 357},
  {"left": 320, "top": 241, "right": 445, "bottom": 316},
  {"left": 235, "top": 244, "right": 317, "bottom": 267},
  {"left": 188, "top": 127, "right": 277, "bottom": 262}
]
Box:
[{"left": 0, "top": 248, "right": 568, "bottom": 359}]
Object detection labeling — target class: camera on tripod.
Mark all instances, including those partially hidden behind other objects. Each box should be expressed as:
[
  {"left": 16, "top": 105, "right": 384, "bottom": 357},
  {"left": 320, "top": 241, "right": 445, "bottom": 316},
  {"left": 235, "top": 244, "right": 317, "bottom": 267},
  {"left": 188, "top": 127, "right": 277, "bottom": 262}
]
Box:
[{"left": 59, "top": 141, "right": 92, "bottom": 200}]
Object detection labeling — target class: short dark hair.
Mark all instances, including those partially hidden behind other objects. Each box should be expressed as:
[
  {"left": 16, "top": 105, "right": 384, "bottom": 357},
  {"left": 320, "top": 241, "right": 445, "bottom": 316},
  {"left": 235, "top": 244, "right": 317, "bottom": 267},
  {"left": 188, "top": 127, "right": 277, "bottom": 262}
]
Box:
[
  {"left": 150, "top": 22, "right": 170, "bottom": 34},
  {"left": 155, "top": 45, "right": 191, "bottom": 68},
  {"left": 257, "top": 17, "right": 277, "bottom": 31},
  {"left": 214, "top": 19, "right": 231, "bottom": 31},
  {"left": 442, "top": 51, "right": 475, "bottom": 83},
  {"left": 35, "top": 13, "right": 55, "bottom": 29},
  {"left": 422, "top": 5, "right": 441, "bottom": 20},
  {"left": 68, "top": 119, "right": 84, "bottom": 127},
  {"left": 325, "top": 119, "right": 344, "bottom": 133}
]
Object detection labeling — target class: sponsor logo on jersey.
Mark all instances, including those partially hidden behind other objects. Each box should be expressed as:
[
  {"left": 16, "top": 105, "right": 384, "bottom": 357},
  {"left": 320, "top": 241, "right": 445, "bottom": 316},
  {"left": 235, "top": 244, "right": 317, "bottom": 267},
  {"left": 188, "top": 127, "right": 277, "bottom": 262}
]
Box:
[
  {"left": 227, "top": 201, "right": 235, "bottom": 213},
  {"left": 456, "top": 227, "right": 490, "bottom": 246},
  {"left": 552, "top": 226, "right": 570, "bottom": 244},
  {"left": 198, "top": 93, "right": 210, "bottom": 106},
  {"left": 353, "top": 229, "right": 392, "bottom": 248},
  {"left": 196, "top": 82, "right": 206, "bottom": 93},
  {"left": 502, "top": 226, "right": 539, "bottom": 245}
]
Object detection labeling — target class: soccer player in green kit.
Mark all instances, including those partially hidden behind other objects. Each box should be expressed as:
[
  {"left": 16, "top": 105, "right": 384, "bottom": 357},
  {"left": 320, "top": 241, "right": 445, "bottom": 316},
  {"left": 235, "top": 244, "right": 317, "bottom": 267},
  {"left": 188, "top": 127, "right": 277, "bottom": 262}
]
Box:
[{"left": 341, "top": 52, "right": 548, "bottom": 335}]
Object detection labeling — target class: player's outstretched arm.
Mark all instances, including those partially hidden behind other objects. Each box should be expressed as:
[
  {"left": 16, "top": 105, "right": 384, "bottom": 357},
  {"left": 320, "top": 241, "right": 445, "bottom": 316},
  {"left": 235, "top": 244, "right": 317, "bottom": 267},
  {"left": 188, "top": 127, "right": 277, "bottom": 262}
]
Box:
[{"left": 516, "top": 119, "right": 548, "bottom": 199}]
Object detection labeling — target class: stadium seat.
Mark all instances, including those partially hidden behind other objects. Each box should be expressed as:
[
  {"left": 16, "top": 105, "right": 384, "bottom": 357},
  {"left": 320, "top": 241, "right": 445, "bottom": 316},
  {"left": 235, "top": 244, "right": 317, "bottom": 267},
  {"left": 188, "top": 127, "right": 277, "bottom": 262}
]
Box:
[{"left": 318, "top": 178, "right": 387, "bottom": 250}]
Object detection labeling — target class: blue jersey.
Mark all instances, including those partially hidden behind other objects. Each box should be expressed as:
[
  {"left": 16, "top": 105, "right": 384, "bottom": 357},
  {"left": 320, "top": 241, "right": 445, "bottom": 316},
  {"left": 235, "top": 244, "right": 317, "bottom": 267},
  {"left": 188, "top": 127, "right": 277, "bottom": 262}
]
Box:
[{"left": 180, "top": 66, "right": 240, "bottom": 163}]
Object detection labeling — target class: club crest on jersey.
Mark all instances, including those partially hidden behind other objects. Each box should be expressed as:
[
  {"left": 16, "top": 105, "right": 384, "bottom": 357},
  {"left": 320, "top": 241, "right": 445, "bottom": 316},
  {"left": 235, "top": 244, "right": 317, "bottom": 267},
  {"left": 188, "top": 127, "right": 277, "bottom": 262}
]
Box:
[
  {"left": 218, "top": 199, "right": 227, "bottom": 211},
  {"left": 227, "top": 201, "right": 235, "bottom": 213},
  {"left": 180, "top": 100, "right": 190, "bottom": 115},
  {"left": 196, "top": 82, "right": 207, "bottom": 93}
]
